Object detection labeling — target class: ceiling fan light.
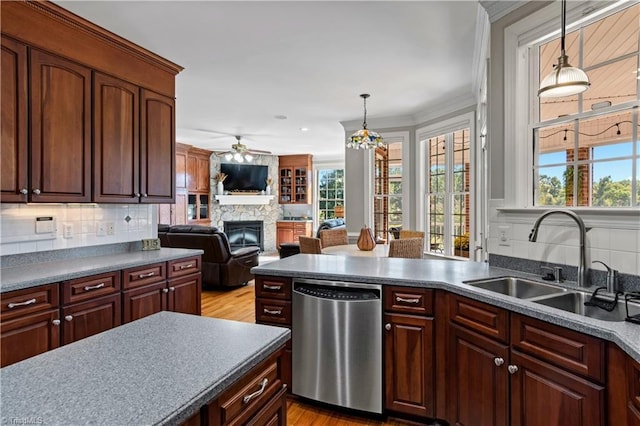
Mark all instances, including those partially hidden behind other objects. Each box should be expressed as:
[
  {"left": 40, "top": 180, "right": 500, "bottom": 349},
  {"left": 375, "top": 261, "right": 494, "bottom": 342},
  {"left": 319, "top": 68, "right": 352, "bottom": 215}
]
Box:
[
  {"left": 234, "top": 152, "right": 244, "bottom": 162},
  {"left": 224, "top": 153, "right": 233, "bottom": 161},
  {"left": 538, "top": 55, "right": 590, "bottom": 98},
  {"left": 244, "top": 153, "right": 254, "bottom": 162}
]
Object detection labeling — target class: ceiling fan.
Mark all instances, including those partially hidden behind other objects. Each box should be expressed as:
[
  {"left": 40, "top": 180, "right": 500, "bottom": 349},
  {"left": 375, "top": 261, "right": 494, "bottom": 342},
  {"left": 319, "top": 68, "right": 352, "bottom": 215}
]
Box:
[{"left": 217, "top": 135, "right": 271, "bottom": 163}]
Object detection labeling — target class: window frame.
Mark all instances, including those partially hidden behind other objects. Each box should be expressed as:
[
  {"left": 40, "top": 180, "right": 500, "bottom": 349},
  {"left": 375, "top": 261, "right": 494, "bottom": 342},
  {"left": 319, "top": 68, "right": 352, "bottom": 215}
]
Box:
[
  {"left": 416, "top": 112, "right": 476, "bottom": 259},
  {"left": 505, "top": 0, "right": 639, "bottom": 213}
]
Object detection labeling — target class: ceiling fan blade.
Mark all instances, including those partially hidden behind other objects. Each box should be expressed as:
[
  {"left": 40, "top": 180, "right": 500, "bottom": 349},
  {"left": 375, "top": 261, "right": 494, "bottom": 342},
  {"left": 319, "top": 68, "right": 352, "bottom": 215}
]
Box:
[{"left": 247, "top": 149, "right": 272, "bottom": 154}]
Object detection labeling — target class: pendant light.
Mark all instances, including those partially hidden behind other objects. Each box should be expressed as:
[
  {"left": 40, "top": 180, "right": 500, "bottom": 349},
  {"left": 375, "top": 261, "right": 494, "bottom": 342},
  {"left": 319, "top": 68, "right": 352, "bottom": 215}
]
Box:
[
  {"left": 538, "top": 0, "right": 590, "bottom": 98},
  {"left": 346, "top": 94, "right": 384, "bottom": 150}
]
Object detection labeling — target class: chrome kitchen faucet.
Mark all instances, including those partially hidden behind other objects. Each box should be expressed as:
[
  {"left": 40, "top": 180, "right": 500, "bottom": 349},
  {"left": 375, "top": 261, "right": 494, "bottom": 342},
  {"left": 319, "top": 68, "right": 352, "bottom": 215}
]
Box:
[{"left": 529, "top": 209, "right": 589, "bottom": 288}]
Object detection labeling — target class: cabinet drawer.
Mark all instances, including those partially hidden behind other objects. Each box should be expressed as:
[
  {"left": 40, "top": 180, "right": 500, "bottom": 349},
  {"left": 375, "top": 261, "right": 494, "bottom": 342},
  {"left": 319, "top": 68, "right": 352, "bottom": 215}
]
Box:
[
  {"left": 1, "top": 284, "right": 59, "bottom": 320},
  {"left": 63, "top": 272, "right": 120, "bottom": 304},
  {"left": 122, "top": 262, "right": 166, "bottom": 289},
  {"left": 246, "top": 386, "right": 287, "bottom": 426},
  {"left": 384, "top": 287, "right": 433, "bottom": 315},
  {"left": 448, "top": 294, "right": 508, "bottom": 343},
  {"left": 210, "top": 350, "right": 283, "bottom": 425},
  {"left": 167, "top": 256, "right": 201, "bottom": 279},
  {"left": 255, "top": 277, "right": 291, "bottom": 300},
  {"left": 255, "top": 299, "right": 291, "bottom": 325},
  {"left": 511, "top": 313, "right": 604, "bottom": 383}
]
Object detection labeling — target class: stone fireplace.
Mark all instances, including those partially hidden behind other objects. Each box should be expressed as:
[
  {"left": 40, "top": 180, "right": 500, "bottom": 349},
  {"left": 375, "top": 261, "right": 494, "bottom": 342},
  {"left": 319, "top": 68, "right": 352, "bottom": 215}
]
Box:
[{"left": 209, "top": 154, "right": 280, "bottom": 254}]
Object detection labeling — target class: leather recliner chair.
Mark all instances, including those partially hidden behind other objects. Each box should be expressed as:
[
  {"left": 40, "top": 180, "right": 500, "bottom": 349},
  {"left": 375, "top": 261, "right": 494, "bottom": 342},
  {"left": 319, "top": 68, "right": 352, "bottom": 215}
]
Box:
[{"left": 158, "top": 224, "right": 259, "bottom": 288}]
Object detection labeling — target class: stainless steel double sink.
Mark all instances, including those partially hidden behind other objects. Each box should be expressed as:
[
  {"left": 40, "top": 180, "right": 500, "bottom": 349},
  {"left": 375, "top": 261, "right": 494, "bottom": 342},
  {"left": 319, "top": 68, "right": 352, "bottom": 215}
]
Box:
[{"left": 464, "top": 276, "right": 640, "bottom": 322}]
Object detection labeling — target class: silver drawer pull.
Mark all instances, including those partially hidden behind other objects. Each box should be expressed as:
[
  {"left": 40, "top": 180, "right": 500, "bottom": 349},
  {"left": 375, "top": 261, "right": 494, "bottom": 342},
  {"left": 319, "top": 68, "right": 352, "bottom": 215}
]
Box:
[
  {"left": 243, "top": 378, "right": 268, "bottom": 404},
  {"left": 7, "top": 298, "right": 37, "bottom": 309},
  {"left": 396, "top": 297, "right": 420, "bottom": 304},
  {"left": 263, "top": 308, "right": 282, "bottom": 315},
  {"left": 179, "top": 264, "right": 194, "bottom": 270},
  {"left": 84, "top": 283, "right": 105, "bottom": 291},
  {"left": 138, "top": 272, "right": 155, "bottom": 278},
  {"left": 264, "top": 284, "right": 282, "bottom": 291}
]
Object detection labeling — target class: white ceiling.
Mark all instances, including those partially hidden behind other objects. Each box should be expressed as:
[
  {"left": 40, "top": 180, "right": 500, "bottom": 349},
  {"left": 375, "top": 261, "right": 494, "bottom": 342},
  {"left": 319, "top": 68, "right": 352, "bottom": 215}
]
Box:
[{"left": 56, "top": 1, "right": 482, "bottom": 162}]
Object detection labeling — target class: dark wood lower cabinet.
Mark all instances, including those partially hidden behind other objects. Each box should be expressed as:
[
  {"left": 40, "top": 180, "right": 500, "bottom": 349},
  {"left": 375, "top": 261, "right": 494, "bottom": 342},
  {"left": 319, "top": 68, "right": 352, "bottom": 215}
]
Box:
[
  {"left": 168, "top": 275, "right": 201, "bottom": 315},
  {"left": 0, "top": 309, "right": 60, "bottom": 367},
  {"left": 510, "top": 350, "right": 604, "bottom": 426},
  {"left": 447, "top": 323, "right": 509, "bottom": 426},
  {"left": 384, "top": 313, "right": 434, "bottom": 418},
  {"left": 122, "top": 281, "right": 167, "bottom": 323},
  {"left": 62, "top": 293, "right": 121, "bottom": 345}
]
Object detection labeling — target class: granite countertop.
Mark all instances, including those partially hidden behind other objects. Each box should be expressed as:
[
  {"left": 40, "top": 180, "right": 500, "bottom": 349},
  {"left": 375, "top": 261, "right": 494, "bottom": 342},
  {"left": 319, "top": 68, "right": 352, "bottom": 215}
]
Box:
[
  {"left": 252, "top": 254, "right": 640, "bottom": 363},
  {"left": 0, "top": 248, "right": 203, "bottom": 293},
  {"left": 0, "top": 311, "right": 290, "bottom": 426}
]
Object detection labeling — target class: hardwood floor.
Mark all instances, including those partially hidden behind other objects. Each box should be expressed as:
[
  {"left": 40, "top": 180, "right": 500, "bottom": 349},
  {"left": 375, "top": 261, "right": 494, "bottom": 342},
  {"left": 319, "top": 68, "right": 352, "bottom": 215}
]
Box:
[{"left": 201, "top": 282, "right": 425, "bottom": 426}]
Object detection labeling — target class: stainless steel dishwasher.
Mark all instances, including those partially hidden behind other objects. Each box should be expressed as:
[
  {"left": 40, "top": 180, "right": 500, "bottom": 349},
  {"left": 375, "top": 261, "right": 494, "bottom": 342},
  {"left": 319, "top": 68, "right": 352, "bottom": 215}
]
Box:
[{"left": 292, "top": 278, "right": 382, "bottom": 414}]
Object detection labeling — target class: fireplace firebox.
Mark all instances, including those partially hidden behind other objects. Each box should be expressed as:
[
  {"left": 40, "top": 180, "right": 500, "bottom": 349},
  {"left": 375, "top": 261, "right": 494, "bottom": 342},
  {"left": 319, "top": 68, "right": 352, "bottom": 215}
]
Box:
[{"left": 224, "top": 221, "right": 264, "bottom": 252}]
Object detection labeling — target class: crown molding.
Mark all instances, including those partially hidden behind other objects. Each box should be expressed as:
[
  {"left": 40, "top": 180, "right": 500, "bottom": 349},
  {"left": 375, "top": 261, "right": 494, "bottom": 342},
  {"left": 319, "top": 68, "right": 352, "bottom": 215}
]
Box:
[{"left": 479, "top": 0, "right": 528, "bottom": 23}]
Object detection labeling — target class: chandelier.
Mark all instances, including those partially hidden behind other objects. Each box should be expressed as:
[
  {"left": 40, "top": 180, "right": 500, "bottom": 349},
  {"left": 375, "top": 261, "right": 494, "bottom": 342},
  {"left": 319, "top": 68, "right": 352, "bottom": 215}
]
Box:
[
  {"left": 346, "top": 94, "right": 384, "bottom": 150},
  {"left": 538, "top": 0, "right": 590, "bottom": 98}
]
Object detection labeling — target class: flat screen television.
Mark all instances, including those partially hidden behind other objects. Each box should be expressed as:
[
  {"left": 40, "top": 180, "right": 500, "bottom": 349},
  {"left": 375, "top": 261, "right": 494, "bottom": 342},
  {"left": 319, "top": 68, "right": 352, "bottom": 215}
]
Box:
[{"left": 220, "top": 163, "right": 268, "bottom": 192}]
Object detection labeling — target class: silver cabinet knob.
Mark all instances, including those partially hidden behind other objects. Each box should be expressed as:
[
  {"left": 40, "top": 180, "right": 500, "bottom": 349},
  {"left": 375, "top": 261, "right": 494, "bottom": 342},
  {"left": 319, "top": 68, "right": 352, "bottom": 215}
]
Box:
[
  {"left": 142, "top": 193, "right": 148, "bottom": 198},
  {"left": 20, "top": 188, "right": 28, "bottom": 195},
  {"left": 169, "top": 287, "right": 175, "bottom": 292},
  {"left": 52, "top": 319, "right": 61, "bottom": 326},
  {"left": 64, "top": 315, "right": 73, "bottom": 322},
  {"left": 162, "top": 288, "right": 169, "bottom": 294},
  {"left": 33, "top": 189, "right": 41, "bottom": 195},
  {"left": 135, "top": 192, "right": 141, "bottom": 197},
  {"left": 494, "top": 357, "right": 504, "bottom": 367},
  {"left": 508, "top": 365, "right": 519, "bottom": 374},
  {"left": 385, "top": 323, "right": 391, "bottom": 331}
]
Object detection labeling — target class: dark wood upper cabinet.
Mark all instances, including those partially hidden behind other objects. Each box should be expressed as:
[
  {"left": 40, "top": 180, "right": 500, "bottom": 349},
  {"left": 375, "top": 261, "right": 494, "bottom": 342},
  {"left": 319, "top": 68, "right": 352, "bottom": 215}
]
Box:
[
  {"left": 1, "top": 1, "right": 182, "bottom": 204},
  {"left": 30, "top": 49, "right": 92, "bottom": 203},
  {"left": 0, "top": 36, "right": 28, "bottom": 203},
  {"left": 140, "top": 89, "right": 175, "bottom": 203},
  {"left": 93, "top": 72, "right": 140, "bottom": 203}
]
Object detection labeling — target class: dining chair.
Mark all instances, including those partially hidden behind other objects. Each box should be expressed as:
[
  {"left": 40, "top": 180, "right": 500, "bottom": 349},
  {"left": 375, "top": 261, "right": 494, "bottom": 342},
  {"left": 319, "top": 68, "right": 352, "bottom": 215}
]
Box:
[
  {"left": 388, "top": 238, "right": 424, "bottom": 259},
  {"left": 319, "top": 228, "right": 348, "bottom": 248},
  {"left": 399, "top": 230, "right": 425, "bottom": 240},
  {"left": 298, "top": 236, "right": 322, "bottom": 254}
]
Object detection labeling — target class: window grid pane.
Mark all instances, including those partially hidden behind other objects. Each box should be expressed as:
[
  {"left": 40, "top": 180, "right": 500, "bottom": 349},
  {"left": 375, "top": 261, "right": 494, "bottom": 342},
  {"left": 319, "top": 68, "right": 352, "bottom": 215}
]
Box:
[{"left": 317, "top": 169, "right": 344, "bottom": 221}]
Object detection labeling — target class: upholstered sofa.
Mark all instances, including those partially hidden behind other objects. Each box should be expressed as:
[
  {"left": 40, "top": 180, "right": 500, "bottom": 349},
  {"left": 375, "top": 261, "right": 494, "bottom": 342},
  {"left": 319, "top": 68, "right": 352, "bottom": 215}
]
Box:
[
  {"left": 279, "top": 218, "right": 347, "bottom": 258},
  {"left": 158, "top": 224, "right": 259, "bottom": 288}
]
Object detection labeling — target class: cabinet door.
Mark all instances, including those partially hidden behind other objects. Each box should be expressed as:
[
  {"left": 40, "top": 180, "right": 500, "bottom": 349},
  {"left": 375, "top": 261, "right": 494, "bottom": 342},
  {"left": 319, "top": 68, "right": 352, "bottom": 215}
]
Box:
[
  {"left": 30, "top": 49, "right": 91, "bottom": 202},
  {"left": 61, "top": 294, "right": 121, "bottom": 345},
  {"left": 629, "top": 357, "right": 640, "bottom": 425},
  {"left": 246, "top": 386, "right": 287, "bottom": 426},
  {"left": 196, "top": 156, "right": 210, "bottom": 192},
  {"left": 276, "top": 223, "right": 294, "bottom": 249},
  {"left": 1, "top": 36, "right": 28, "bottom": 202},
  {"left": 122, "top": 281, "right": 167, "bottom": 324},
  {"left": 176, "top": 150, "right": 188, "bottom": 189},
  {"left": 384, "top": 313, "right": 434, "bottom": 418},
  {"left": 278, "top": 167, "right": 293, "bottom": 203},
  {"left": 93, "top": 72, "right": 140, "bottom": 203},
  {"left": 140, "top": 89, "right": 175, "bottom": 203},
  {"left": 0, "top": 309, "right": 60, "bottom": 367},
  {"left": 167, "top": 275, "right": 202, "bottom": 316},
  {"left": 510, "top": 350, "right": 604, "bottom": 426},
  {"left": 447, "top": 323, "right": 509, "bottom": 426}
]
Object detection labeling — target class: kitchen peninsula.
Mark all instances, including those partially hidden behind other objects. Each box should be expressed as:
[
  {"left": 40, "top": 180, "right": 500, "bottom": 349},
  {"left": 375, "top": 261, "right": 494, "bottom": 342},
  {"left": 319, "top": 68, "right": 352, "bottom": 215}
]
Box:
[
  {"left": 0, "top": 311, "right": 290, "bottom": 425},
  {"left": 253, "top": 254, "right": 640, "bottom": 425}
]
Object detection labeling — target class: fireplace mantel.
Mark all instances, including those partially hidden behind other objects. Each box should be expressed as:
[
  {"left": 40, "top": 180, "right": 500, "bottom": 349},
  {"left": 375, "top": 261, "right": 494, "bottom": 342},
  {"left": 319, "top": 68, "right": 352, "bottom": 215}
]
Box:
[{"left": 214, "top": 195, "right": 275, "bottom": 205}]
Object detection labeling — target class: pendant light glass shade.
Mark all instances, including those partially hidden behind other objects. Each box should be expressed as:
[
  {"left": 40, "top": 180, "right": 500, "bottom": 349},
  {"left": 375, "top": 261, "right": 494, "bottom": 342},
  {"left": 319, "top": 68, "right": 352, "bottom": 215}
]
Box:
[
  {"left": 538, "top": 0, "right": 590, "bottom": 98},
  {"left": 347, "top": 94, "right": 384, "bottom": 150}
]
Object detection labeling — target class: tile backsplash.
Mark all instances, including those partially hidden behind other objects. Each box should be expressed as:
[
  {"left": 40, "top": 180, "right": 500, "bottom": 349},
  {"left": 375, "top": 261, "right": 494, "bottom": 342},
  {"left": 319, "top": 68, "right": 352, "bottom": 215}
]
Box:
[{"left": 0, "top": 204, "right": 156, "bottom": 256}]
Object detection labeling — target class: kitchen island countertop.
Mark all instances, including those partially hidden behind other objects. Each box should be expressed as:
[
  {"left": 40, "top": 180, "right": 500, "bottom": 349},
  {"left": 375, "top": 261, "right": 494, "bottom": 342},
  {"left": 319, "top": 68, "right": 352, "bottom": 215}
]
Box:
[
  {"left": 0, "top": 311, "right": 290, "bottom": 425},
  {"left": 252, "top": 254, "right": 640, "bottom": 363}
]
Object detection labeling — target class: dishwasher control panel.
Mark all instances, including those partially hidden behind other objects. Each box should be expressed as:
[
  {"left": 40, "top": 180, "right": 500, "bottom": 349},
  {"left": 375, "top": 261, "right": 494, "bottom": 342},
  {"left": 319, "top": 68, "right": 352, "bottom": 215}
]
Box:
[{"left": 294, "top": 284, "right": 379, "bottom": 300}]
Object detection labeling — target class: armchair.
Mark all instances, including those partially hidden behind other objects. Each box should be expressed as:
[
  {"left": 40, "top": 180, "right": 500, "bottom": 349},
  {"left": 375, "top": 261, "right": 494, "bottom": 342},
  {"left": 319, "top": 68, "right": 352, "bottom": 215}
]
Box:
[{"left": 158, "top": 224, "right": 259, "bottom": 288}]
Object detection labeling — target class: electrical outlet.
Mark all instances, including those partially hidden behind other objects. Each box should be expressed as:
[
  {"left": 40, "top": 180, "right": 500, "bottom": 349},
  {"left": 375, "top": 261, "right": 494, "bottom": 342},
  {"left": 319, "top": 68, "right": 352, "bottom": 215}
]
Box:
[
  {"left": 498, "top": 225, "right": 511, "bottom": 247},
  {"left": 106, "top": 222, "right": 115, "bottom": 236},
  {"left": 63, "top": 223, "right": 73, "bottom": 239},
  {"left": 97, "top": 222, "right": 106, "bottom": 236}
]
